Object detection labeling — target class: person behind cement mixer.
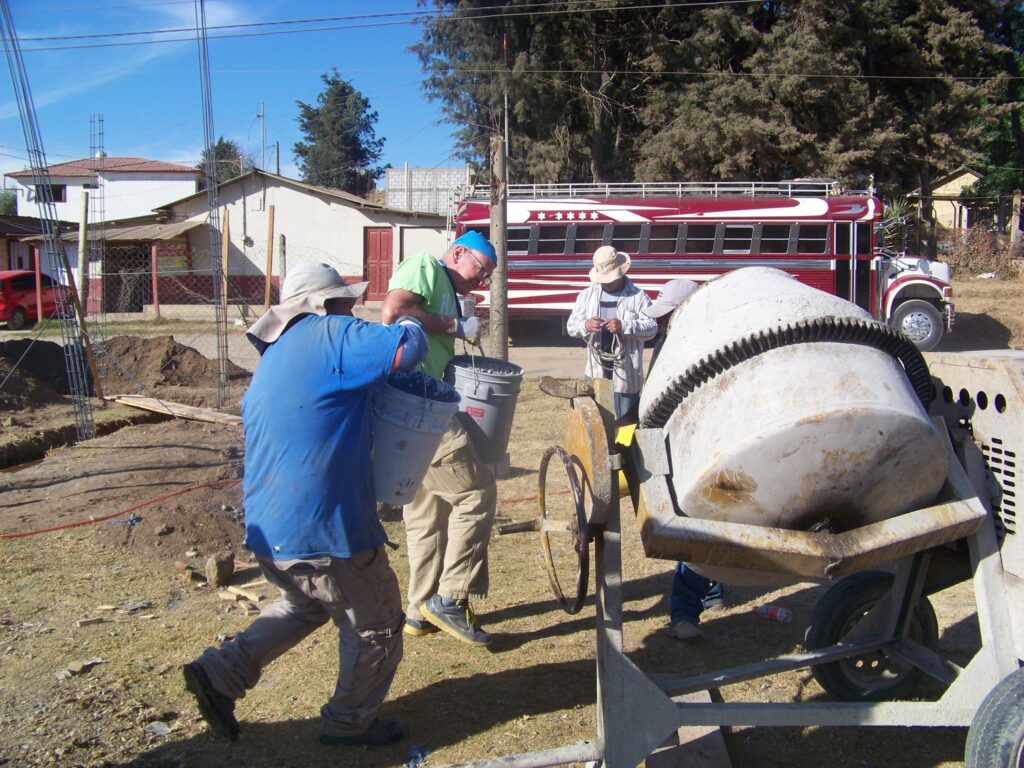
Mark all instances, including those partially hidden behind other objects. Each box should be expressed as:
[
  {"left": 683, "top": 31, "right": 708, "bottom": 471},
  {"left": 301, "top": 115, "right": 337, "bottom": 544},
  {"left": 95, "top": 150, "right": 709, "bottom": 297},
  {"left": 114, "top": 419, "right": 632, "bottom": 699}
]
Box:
[
  {"left": 183, "top": 261, "right": 431, "bottom": 747},
  {"left": 642, "top": 278, "right": 724, "bottom": 641}
]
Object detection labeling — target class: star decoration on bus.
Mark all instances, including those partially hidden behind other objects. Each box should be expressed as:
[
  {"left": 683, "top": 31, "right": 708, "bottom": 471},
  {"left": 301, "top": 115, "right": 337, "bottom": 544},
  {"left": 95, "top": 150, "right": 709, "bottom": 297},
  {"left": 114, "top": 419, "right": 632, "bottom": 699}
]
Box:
[{"left": 535, "top": 211, "right": 602, "bottom": 221}]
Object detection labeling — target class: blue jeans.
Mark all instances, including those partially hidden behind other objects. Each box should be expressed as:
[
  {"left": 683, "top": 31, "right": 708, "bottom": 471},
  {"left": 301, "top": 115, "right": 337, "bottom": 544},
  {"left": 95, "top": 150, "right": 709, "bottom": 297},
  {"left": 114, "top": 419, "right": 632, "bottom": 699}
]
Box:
[
  {"left": 614, "top": 391, "right": 640, "bottom": 422},
  {"left": 669, "top": 562, "right": 723, "bottom": 625}
]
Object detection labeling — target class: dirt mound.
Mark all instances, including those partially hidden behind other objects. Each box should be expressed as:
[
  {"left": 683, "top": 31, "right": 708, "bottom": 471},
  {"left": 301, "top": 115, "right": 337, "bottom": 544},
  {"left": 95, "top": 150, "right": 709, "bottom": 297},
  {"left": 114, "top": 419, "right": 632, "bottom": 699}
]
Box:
[
  {"left": 100, "top": 335, "right": 250, "bottom": 394},
  {"left": 94, "top": 480, "right": 247, "bottom": 564},
  {"left": 0, "top": 339, "right": 69, "bottom": 393},
  {"left": 0, "top": 356, "right": 69, "bottom": 411}
]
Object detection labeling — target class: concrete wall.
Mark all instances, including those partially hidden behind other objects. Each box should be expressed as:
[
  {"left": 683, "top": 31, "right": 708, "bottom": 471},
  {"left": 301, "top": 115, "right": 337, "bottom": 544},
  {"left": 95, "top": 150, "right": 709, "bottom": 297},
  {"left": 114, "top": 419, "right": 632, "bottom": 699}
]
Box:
[{"left": 12, "top": 173, "right": 198, "bottom": 223}]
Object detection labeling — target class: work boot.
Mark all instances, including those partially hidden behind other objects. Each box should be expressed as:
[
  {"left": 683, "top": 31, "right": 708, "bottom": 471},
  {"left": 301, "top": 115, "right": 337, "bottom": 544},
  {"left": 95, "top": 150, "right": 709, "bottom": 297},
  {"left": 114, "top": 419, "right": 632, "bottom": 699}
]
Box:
[
  {"left": 421, "top": 594, "right": 491, "bottom": 647},
  {"left": 183, "top": 662, "right": 239, "bottom": 740},
  {"left": 319, "top": 717, "right": 406, "bottom": 748},
  {"left": 403, "top": 617, "right": 438, "bottom": 637},
  {"left": 669, "top": 620, "right": 704, "bottom": 641}
]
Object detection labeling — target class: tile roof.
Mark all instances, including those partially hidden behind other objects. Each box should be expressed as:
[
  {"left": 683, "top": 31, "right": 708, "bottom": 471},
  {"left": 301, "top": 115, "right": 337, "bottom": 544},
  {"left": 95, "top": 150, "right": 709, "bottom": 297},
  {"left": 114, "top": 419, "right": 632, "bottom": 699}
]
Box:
[{"left": 5, "top": 157, "right": 200, "bottom": 178}]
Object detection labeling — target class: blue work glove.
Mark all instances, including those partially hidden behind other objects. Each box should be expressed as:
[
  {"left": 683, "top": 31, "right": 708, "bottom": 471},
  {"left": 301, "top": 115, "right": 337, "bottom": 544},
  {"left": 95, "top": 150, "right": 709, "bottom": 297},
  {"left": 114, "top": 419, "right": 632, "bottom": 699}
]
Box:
[
  {"left": 395, "top": 316, "right": 429, "bottom": 371},
  {"left": 455, "top": 315, "right": 481, "bottom": 344}
]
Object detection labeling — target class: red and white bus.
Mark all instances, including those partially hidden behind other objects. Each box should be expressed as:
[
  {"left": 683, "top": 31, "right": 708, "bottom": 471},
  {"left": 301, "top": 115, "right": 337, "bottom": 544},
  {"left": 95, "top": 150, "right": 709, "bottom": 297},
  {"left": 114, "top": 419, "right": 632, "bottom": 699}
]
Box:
[{"left": 455, "top": 180, "right": 954, "bottom": 350}]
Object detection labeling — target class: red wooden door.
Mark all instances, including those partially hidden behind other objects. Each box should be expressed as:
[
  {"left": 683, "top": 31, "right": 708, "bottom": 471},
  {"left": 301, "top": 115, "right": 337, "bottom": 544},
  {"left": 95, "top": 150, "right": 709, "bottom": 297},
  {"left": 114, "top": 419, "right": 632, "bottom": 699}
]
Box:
[{"left": 365, "top": 227, "right": 393, "bottom": 301}]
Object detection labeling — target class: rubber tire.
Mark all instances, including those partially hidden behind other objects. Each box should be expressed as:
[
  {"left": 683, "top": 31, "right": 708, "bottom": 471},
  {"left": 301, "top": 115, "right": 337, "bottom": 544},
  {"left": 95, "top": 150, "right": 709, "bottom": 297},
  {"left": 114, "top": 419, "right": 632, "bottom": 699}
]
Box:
[
  {"left": 892, "top": 299, "right": 943, "bottom": 351},
  {"left": 965, "top": 667, "right": 1024, "bottom": 768},
  {"left": 8, "top": 306, "right": 26, "bottom": 330},
  {"left": 805, "top": 570, "right": 939, "bottom": 701}
]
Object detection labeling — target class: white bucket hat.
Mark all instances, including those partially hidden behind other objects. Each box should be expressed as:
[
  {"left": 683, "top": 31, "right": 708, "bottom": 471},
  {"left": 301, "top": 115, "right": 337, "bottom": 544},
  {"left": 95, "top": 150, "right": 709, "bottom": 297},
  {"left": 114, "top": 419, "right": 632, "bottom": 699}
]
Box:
[
  {"left": 642, "top": 278, "right": 701, "bottom": 318},
  {"left": 589, "top": 245, "right": 631, "bottom": 284},
  {"left": 247, "top": 261, "right": 368, "bottom": 346}
]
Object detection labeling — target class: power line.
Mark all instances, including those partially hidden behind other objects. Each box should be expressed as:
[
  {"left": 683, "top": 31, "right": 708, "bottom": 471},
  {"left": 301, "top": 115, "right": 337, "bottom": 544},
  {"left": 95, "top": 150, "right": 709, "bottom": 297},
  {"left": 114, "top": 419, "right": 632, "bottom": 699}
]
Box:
[{"left": 18, "top": 1, "right": 763, "bottom": 52}]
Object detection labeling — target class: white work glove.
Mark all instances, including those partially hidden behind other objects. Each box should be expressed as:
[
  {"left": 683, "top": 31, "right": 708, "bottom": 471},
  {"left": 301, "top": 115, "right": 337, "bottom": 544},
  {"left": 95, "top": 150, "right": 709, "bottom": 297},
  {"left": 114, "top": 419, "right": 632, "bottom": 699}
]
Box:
[{"left": 454, "top": 315, "right": 481, "bottom": 344}]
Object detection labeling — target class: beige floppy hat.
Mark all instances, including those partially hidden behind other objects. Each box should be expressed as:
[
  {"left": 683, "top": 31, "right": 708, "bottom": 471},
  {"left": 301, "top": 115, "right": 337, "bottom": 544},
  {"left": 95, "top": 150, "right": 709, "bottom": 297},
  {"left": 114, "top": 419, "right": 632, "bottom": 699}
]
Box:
[
  {"left": 247, "top": 261, "right": 368, "bottom": 346},
  {"left": 589, "top": 245, "right": 631, "bottom": 284}
]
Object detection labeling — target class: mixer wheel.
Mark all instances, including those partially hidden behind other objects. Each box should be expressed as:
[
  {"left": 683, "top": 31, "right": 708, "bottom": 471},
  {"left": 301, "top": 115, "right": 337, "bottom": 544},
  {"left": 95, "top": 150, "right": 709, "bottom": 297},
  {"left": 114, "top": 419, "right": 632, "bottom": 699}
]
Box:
[
  {"left": 965, "top": 667, "right": 1024, "bottom": 768},
  {"left": 538, "top": 445, "right": 590, "bottom": 615},
  {"left": 805, "top": 570, "right": 938, "bottom": 701}
]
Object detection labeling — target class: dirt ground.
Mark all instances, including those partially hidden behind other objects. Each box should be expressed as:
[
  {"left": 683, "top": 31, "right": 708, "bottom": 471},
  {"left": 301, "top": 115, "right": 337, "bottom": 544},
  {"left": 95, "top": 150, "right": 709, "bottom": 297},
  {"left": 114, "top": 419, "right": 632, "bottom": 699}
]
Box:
[{"left": 0, "top": 277, "right": 1019, "bottom": 768}]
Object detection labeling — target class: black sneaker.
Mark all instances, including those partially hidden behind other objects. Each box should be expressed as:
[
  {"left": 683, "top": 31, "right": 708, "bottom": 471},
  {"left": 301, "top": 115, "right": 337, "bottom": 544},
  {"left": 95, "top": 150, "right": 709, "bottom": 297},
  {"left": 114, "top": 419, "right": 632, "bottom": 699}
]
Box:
[
  {"left": 183, "top": 662, "right": 239, "bottom": 741},
  {"left": 320, "top": 717, "right": 406, "bottom": 748},
  {"left": 421, "top": 594, "right": 491, "bottom": 647}
]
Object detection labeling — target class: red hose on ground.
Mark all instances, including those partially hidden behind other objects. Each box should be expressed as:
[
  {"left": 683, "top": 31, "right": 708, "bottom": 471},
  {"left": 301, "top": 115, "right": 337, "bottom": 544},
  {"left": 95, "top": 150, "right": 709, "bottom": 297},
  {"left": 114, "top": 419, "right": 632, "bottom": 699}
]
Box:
[{"left": 0, "top": 479, "right": 242, "bottom": 540}]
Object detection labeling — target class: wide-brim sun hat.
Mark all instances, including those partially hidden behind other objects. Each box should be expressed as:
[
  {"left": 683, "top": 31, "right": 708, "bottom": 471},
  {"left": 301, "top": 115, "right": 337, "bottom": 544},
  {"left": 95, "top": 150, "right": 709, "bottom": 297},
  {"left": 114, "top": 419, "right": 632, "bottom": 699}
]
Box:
[
  {"left": 589, "top": 245, "right": 631, "bottom": 284},
  {"left": 247, "top": 261, "right": 368, "bottom": 345},
  {"left": 642, "top": 278, "right": 701, "bottom": 318}
]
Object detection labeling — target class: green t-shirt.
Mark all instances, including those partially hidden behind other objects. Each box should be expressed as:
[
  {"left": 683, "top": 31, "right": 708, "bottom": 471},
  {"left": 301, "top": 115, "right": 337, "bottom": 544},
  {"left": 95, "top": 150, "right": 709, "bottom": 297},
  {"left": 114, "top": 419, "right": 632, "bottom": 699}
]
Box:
[{"left": 387, "top": 253, "right": 457, "bottom": 378}]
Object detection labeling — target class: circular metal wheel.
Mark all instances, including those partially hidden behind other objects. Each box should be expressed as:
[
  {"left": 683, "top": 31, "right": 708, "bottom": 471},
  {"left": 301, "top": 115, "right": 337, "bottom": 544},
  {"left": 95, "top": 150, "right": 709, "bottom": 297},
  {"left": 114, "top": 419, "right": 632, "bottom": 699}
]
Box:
[
  {"left": 805, "top": 570, "right": 939, "bottom": 701},
  {"left": 537, "top": 445, "right": 589, "bottom": 615},
  {"left": 892, "top": 299, "right": 943, "bottom": 351},
  {"left": 966, "top": 667, "right": 1024, "bottom": 768}
]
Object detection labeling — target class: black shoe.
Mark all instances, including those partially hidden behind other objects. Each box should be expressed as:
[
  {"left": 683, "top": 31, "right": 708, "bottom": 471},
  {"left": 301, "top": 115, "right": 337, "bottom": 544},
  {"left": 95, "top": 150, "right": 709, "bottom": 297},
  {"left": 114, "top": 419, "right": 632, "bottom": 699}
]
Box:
[
  {"left": 421, "top": 594, "right": 491, "bottom": 647},
  {"left": 320, "top": 717, "right": 406, "bottom": 748},
  {"left": 183, "top": 662, "right": 239, "bottom": 741}
]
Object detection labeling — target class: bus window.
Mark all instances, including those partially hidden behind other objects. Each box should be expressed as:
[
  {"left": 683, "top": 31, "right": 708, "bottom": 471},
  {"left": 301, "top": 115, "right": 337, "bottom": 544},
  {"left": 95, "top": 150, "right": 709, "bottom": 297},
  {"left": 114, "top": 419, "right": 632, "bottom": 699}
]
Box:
[
  {"left": 685, "top": 224, "right": 717, "bottom": 254},
  {"left": 537, "top": 225, "right": 568, "bottom": 255},
  {"left": 574, "top": 224, "right": 605, "bottom": 254},
  {"left": 508, "top": 227, "right": 530, "bottom": 255},
  {"left": 650, "top": 224, "right": 679, "bottom": 254},
  {"left": 759, "top": 224, "right": 791, "bottom": 254},
  {"left": 856, "top": 222, "right": 872, "bottom": 255},
  {"left": 723, "top": 225, "right": 753, "bottom": 254},
  {"left": 797, "top": 224, "right": 828, "bottom": 254},
  {"left": 612, "top": 224, "right": 642, "bottom": 253}
]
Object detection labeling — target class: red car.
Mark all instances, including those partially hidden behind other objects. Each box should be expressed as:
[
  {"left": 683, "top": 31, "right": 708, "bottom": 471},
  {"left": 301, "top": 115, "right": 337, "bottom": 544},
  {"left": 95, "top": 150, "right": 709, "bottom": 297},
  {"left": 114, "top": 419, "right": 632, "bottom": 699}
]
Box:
[{"left": 0, "top": 270, "right": 63, "bottom": 330}]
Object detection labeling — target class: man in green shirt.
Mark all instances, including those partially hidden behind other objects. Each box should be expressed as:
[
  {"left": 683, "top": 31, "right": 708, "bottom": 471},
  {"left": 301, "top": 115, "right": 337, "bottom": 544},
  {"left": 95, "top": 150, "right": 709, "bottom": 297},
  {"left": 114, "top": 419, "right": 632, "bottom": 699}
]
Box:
[{"left": 381, "top": 231, "right": 498, "bottom": 647}]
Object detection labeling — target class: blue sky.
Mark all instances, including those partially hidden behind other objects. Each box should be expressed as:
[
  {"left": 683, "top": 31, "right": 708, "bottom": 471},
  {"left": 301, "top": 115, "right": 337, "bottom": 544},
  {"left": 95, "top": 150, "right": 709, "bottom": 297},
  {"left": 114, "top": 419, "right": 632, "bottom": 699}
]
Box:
[{"left": 1, "top": 1, "right": 460, "bottom": 185}]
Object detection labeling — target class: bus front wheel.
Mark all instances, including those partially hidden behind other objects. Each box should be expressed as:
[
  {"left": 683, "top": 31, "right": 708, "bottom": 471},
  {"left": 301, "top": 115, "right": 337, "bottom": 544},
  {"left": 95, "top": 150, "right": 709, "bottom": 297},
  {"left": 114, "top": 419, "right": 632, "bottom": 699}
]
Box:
[{"left": 892, "top": 300, "right": 943, "bottom": 351}]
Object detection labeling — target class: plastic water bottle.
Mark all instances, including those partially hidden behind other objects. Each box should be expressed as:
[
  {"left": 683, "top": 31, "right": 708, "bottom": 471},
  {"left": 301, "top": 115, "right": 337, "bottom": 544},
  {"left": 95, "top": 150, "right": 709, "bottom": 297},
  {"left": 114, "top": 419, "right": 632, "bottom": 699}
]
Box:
[{"left": 754, "top": 605, "right": 793, "bottom": 623}]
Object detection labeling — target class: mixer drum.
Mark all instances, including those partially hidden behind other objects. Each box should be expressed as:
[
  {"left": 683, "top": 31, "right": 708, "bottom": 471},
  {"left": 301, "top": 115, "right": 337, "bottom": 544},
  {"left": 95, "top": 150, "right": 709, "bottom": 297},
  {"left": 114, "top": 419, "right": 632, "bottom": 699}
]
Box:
[{"left": 639, "top": 267, "right": 947, "bottom": 538}]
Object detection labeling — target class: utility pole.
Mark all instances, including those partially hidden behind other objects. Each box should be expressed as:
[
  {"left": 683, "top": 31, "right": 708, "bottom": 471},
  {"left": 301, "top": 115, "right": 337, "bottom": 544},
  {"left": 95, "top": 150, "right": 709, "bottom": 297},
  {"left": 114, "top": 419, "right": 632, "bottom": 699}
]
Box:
[
  {"left": 257, "top": 101, "right": 266, "bottom": 170},
  {"left": 489, "top": 133, "right": 508, "bottom": 361}
]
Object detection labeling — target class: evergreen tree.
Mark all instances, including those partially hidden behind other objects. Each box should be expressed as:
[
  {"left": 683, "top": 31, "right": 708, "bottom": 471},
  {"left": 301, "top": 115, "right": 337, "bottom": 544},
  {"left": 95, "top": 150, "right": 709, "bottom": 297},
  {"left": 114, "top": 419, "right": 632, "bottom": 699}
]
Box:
[
  {"left": 293, "top": 69, "right": 385, "bottom": 195},
  {"left": 0, "top": 190, "right": 15, "bottom": 216},
  {"left": 197, "top": 136, "right": 246, "bottom": 187}
]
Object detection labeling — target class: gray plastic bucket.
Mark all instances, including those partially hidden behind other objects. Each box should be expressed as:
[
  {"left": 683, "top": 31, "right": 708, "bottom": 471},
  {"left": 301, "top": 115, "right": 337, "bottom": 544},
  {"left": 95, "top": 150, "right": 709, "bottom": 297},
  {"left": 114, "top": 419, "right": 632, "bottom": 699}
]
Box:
[
  {"left": 371, "top": 372, "right": 460, "bottom": 504},
  {"left": 447, "top": 355, "right": 524, "bottom": 464}
]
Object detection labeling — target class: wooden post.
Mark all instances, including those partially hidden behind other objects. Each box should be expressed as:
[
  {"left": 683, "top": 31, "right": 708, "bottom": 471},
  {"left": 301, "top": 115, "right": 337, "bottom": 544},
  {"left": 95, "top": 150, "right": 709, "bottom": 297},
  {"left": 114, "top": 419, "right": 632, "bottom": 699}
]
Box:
[
  {"left": 77, "top": 191, "right": 89, "bottom": 314},
  {"left": 489, "top": 133, "right": 509, "bottom": 360},
  {"left": 264, "top": 205, "right": 275, "bottom": 310},
  {"left": 150, "top": 244, "right": 160, "bottom": 320},
  {"left": 220, "top": 209, "right": 230, "bottom": 311},
  {"left": 33, "top": 245, "right": 42, "bottom": 324},
  {"left": 51, "top": 237, "right": 104, "bottom": 399}
]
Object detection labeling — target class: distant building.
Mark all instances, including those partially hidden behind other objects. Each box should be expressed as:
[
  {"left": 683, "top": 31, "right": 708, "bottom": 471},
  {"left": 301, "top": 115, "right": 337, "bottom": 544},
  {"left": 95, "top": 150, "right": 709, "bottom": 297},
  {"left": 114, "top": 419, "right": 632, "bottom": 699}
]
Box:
[
  {"left": 909, "top": 166, "right": 984, "bottom": 230},
  {"left": 385, "top": 166, "right": 472, "bottom": 216},
  {"left": 5, "top": 156, "right": 201, "bottom": 223}
]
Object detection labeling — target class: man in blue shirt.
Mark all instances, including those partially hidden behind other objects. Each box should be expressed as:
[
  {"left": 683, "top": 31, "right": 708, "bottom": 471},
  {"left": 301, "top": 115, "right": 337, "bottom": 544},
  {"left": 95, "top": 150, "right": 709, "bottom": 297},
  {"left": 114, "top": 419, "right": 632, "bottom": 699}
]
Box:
[{"left": 183, "top": 262, "right": 429, "bottom": 748}]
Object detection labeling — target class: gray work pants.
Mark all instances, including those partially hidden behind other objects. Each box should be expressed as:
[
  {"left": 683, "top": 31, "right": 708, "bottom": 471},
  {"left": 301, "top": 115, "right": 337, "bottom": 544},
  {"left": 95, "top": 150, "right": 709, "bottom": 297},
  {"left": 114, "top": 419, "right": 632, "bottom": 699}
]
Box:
[{"left": 195, "top": 547, "right": 404, "bottom": 737}]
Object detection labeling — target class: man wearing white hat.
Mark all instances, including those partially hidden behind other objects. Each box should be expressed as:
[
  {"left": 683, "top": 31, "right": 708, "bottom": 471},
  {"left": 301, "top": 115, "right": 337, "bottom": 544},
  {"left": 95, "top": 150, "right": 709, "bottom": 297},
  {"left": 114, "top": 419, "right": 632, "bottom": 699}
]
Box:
[
  {"left": 184, "top": 261, "right": 430, "bottom": 748},
  {"left": 567, "top": 245, "right": 657, "bottom": 421}
]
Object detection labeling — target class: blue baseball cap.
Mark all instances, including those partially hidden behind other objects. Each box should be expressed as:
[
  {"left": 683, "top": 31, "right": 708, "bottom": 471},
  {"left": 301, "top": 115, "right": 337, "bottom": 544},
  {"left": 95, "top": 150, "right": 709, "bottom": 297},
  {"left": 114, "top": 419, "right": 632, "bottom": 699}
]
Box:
[{"left": 453, "top": 230, "right": 497, "bottom": 263}]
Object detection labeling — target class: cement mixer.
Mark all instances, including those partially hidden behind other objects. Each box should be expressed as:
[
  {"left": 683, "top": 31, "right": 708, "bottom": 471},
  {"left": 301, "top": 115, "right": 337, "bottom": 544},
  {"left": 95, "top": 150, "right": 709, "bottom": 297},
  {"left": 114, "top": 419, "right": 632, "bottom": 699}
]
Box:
[{"left": 452, "top": 267, "right": 1024, "bottom": 768}]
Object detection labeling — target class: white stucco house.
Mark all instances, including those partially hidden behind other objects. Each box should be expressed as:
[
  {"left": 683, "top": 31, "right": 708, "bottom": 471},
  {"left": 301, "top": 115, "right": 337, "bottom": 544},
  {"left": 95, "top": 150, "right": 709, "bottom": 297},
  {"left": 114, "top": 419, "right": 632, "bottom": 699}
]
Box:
[
  {"left": 4, "top": 156, "right": 201, "bottom": 223},
  {"left": 153, "top": 169, "right": 449, "bottom": 305}
]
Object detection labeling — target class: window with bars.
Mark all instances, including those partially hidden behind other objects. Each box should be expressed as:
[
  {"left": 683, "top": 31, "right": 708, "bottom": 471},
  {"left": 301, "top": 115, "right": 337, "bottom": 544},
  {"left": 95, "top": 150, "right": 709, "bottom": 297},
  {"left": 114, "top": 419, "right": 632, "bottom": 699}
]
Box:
[
  {"left": 685, "top": 224, "right": 717, "bottom": 254},
  {"left": 650, "top": 224, "right": 679, "bottom": 253},
  {"left": 797, "top": 224, "right": 829, "bottom": 254},
  {"left": 537, "top": 225, "right": 568, "bottom": 255},
  {"left": 574, "top": 224, "right": 605, "bottom": 254},
  {"left": 760, "top": 224, "right": 792, "bottom": 254},
  {"left": 612, "top": 224, "right": 642, "bottom": 253}
]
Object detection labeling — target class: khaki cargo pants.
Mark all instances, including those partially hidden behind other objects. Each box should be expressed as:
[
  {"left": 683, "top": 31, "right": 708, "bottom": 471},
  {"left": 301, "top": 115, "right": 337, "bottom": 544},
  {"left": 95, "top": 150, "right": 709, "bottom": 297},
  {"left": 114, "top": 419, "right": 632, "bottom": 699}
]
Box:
[
  {"left": 195, "top": 547, "right": 404, "bottom": 738},
  {"left": 403, "top": 412, "right": 497, "bottom": 620}
]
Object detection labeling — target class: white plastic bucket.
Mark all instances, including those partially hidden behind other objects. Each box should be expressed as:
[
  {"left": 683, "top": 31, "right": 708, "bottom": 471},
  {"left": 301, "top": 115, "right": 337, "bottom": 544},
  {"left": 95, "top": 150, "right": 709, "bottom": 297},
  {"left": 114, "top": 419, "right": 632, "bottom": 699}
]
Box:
[
  {"left": 371, "top": 372, "right": 460, "bottom": 504},
  {"left": 447, "top": 355, "right": 524, "bottom": 464}
]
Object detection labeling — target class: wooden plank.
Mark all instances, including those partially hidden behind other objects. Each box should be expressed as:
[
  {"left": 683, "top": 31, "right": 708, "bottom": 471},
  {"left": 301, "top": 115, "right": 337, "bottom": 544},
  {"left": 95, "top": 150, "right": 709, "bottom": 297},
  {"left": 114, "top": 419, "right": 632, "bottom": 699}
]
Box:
[
  {"left": 644, "top": 692, "right": 732, "bottom": 768},
  {"left": 102, "top": 395, "right": 241, "bottom": 425}
]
